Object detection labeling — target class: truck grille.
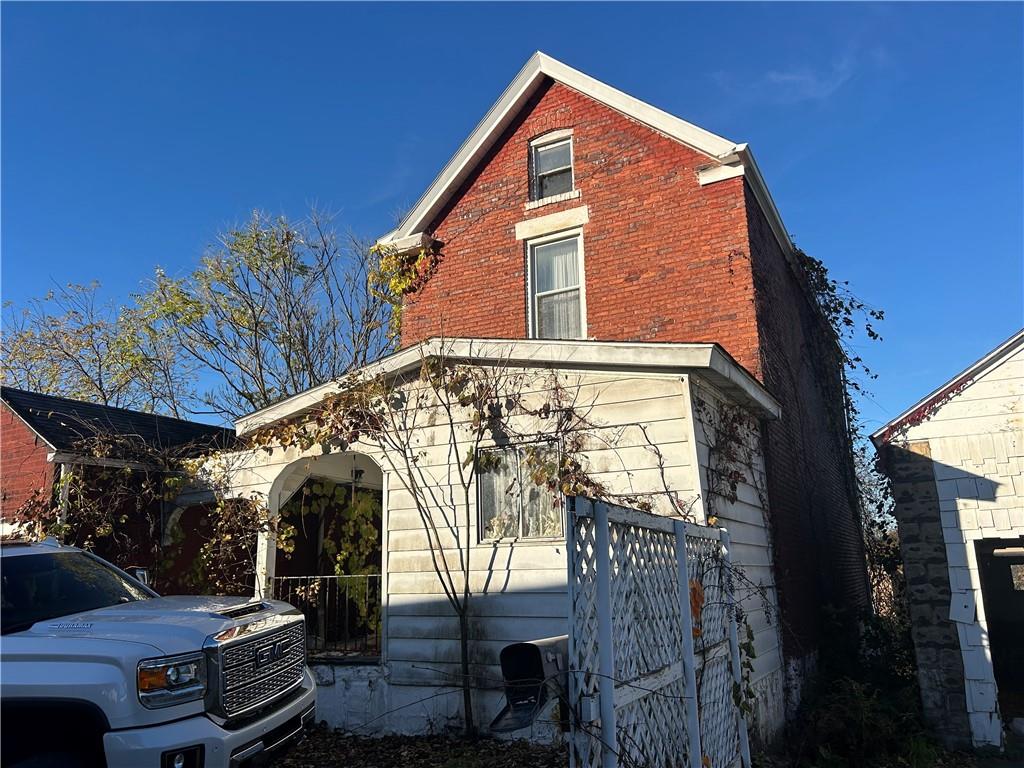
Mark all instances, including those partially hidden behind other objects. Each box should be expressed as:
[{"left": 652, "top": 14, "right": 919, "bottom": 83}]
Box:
[{"left": 217, "top": 620, "right": 305, "bottom": 718}]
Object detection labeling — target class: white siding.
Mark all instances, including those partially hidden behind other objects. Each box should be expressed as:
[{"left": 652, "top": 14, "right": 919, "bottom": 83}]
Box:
[
  {"left": 222, "top": 365, "right": 785, "bottom": 737},
  {"left": 383, "top": 371, "right": 700, "bottom": 701},
  {"left": 901, "top": 345, "right": 1024, "bottom": 748},
  {"left": 689, "top": 380, "right": 785, "bottom": 742}
]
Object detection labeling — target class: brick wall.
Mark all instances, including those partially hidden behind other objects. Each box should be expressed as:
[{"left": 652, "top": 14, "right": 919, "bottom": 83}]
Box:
[
  {"left": 745, "top": 184, "right": 870, "bottom": 651},
  {"left": 401, "top": 80, "right": 762, "bottom": 374},
  {"left": 1, "top": 404, "right": 54, "bottom": 519},
  {"left": 399, "top": 79, "right": 868, "bottom": 658}
]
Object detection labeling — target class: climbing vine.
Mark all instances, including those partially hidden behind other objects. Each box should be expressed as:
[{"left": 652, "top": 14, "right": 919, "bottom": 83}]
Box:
[
  {"left": 11, "top": 431, "right": 207, "bottom": 587},
  {"left": 368, "top": 239, "right": 442, "bottom": 340},
  {"left": 693, "top": 393, "right": 768, "bottom": 523},
  {"left": 279, "top": 479, "right": 382, "bottom": 577}
]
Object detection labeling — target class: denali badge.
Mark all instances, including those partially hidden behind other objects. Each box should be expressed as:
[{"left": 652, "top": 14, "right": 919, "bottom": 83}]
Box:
[{"left": 254, "top": 639, "right": 289, "bottom": 670}]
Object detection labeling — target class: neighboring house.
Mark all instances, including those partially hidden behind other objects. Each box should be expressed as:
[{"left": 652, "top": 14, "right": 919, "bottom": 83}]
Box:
[
  {"left": 220, "top": 53, "right": 867, "bottom": 737},
  {"left": 0, "top": 386, "right": 234, "bottom": 583},
  {"left": 873, "top": 330, "right": 1024, "bottom": 750}
]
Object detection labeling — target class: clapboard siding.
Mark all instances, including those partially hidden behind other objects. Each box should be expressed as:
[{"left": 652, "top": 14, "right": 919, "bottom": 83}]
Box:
[
  {"left": 388, "top": 591, "right": 570, "bottom": 618},
  {"left": 689, "top": 379, "right": 784, "bottom": 717},
  {"left": 377, "top": 370, "right": 700, "bottom": 681},
  {"left": 225, "top": 364, "right": 788, "bottom": 736},
  {"left": 388, "top": 615, "right": 569, "bottom": 642},
  {"left": 389, "top": 544, "right": 569, "bottom": 573},
  {"left": 388, "top": 568, "right": 568, "bottom": 595}
]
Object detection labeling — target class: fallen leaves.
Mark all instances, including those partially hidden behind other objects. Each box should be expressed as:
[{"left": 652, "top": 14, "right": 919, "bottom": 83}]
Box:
[{"left": 272, "top": 726, "right": 568, "bottom": 768}]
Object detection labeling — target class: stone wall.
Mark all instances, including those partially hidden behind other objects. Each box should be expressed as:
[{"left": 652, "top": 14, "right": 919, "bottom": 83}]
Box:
[{"left": 883, "top": 441, "right": 972, "bottom": 748}]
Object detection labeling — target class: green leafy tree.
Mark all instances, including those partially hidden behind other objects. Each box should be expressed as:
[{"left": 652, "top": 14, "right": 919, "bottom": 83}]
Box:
[
  {"left": 136, "top": 210, "right": 392, "bottom": 420},
  {"left": 1, "top": 282, "right": 195, "bottom": 416}
]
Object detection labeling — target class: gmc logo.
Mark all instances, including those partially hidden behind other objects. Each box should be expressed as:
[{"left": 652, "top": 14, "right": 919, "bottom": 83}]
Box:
[{"left": 254, "top": 640, "right": 289, "bottom": 670}]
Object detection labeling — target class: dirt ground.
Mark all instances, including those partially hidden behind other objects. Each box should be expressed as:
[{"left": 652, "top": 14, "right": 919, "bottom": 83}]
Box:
[
  {"left": 272, "top": 727, "right": 567, "bottom": 768},
  {"left": 272, "top": 725, "right": 1024, "bottom": 768}
]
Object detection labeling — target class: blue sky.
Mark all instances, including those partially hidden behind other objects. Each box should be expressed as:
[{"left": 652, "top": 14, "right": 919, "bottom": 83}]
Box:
[{"left": 3, "top": 2, "right": 1022, "bottom": 432}]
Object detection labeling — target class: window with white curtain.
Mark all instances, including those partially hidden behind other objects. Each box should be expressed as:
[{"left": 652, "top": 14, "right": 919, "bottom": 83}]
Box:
[
  {"left": 478, "top": 445, "right": 562, "bottom": 541},
  {"left": 529, "top": 234, "right": 584, "bottom": 339},
  {"left": 530, "top": 137, "right": 573, "bottom": 200}
]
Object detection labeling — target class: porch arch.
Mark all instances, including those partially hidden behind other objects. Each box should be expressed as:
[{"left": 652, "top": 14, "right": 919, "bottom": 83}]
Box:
[{"left": 255, "top": 450, "right": 386, "bottom": 597}]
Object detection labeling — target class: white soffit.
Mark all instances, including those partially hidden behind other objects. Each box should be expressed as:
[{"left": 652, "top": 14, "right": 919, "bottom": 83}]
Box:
[
  {"left": 235, "top": 337, "right": 782, "bottom": 435},
  {"left": 376, "top": 52, "right": 795, "bottom": 259}
]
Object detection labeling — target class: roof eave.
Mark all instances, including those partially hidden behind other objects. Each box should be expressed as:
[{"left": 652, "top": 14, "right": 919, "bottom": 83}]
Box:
[
  {"left": 235, "top": 337, "right": 781, "bottom": 435},
  {"left": 871, "top": 328, "right": 1024, "bottom": 446}
]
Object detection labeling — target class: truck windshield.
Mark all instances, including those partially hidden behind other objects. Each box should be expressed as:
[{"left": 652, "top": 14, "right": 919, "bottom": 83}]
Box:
[{"left": 1, "top": 551, "right": 153, "bottom": 634}]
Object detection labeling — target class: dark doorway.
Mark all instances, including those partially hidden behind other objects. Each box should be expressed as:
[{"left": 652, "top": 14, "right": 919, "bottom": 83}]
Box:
[
  {"left": 272, "top": 474, "right": 383, "bottom": 659},
  {"left": 274, "top": 476, "right": 382, "bottom": 578},
  {"left": 976, "top": 537, "right": 1024, "bottom": 721}
]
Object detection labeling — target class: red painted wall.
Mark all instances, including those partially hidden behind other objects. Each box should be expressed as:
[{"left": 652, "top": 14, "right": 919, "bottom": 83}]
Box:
[{"left": 1, "top": 404, "right": 54, "bottom": 522}]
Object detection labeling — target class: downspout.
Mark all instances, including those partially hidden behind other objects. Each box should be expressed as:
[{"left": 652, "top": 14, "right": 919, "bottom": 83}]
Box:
[{"left": 55, "top": 462, "right": 71, "bottom": 528}]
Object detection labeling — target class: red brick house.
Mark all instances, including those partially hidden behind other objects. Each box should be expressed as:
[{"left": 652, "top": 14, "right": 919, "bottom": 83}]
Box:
[
  {"left": 0, "top": 386, "right": 234, "bottom": 585},
  {"left": 224, "top": 53, "right": 870, "bottom": 736},
  {"left": 377, "top": 52, "right": 868, "bottom": 684}
]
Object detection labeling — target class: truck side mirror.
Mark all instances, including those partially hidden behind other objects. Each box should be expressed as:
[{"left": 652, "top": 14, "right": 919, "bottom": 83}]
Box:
[
  {"left": 127, "top": 566, "right": 150, "bottom": 586},
  {"left": 490, "top": 635, "right": 568, "bottom": 733}
]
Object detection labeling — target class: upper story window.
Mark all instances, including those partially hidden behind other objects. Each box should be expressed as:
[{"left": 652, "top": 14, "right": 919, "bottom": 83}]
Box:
[
  {"left": 530, "top": 135, "right": 573, "bottom": 201},
  {"left": 529, "top": 233, "right": 584, "bottom": 340}
]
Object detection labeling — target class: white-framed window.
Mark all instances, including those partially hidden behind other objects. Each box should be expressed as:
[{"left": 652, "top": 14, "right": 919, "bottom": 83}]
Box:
[
  {"left": 478, "top": 444, "right": 562, "bottom": 541},
  {"left": 530, "top": 136, "right": 573, "bottom": 201},
  {"left": 528, "top": 231, "right": 585, "bottom": 340}
]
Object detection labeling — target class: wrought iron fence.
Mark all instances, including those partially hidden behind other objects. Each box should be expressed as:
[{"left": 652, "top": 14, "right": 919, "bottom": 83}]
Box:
[{"left": 271, "top": 574, "right": 381, "bottom": 660}]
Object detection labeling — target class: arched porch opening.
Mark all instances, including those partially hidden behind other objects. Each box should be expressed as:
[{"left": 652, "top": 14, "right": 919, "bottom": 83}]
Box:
[{"left": 263, "top": 451, "right": 385, "bottom": 661}]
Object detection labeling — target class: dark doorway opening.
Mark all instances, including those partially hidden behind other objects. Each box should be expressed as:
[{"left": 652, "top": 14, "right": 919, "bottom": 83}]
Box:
[
  {"left": 273, "top": 471, "right": 383, "bottom": 660},
  {"left": 976, "top": 537, "right": 1024, "bottom": 721}
]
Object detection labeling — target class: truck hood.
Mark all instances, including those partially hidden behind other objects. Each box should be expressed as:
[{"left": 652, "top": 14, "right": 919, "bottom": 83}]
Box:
[{"left": 21, "top": 596, "right": 287, "bottom": 656}]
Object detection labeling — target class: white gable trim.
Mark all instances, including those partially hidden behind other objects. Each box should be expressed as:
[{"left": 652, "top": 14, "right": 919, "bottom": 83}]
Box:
[
  {"left": 235, "top": 337, "right": 782, "bottom": 435},
  {"left": 871, "top": 328, "right": 1024, "bottom": 445},
  {"left": 376, "top": 52, "right": 794, "bottom": 260}
]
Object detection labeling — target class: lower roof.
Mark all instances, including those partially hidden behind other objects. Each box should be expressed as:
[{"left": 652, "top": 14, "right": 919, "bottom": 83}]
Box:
[
  {"left": 1, "top": 386, "right": 234, "bottom": 454},
  {"left": 235, "top": 337, "right": 782, "bottom": 435}
]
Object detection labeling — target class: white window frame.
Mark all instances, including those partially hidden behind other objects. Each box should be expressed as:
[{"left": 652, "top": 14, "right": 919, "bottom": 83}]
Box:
[
  {"left": 525, "top": 229, "right": 587, "bottom": 340},
  {"left": 529, "top": 132, "right": 574, "bottom": 203},
  {"left": 476, "top": 443, "right": 565, "bottom": 543}
]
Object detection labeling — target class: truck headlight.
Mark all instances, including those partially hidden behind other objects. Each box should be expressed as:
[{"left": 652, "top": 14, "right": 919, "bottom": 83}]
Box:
[{"left": 138, "top": 652, "right": 207, "bottom": 709}]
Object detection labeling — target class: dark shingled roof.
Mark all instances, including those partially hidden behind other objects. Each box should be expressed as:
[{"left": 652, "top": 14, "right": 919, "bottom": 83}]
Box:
[{"left": 1, "top": 387, "right": 234, "bottom": 454}]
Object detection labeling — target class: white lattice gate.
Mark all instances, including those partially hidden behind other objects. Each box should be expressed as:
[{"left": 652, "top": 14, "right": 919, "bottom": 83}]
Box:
[{"left": 567, "top": 498, "right": 751, "bottom": 768}]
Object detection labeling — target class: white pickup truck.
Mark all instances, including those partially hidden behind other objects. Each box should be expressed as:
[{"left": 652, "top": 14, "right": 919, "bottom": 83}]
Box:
[{"left": 0, "top": 538, "right": 316, "bottom": 768}]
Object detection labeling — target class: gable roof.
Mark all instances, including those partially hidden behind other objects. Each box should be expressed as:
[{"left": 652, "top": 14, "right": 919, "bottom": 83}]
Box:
[
  {"left": 1, "top": 387, "right": 235, "bottom": 454},
  {"left": 871, "top": 328, "right": 1024, "bottom": 446},
  {"left": 376, "top": 52, "right": 794, "bottom": 260},
  {"left": 235, "top": 336, "right": 782, "bottom": 435}
]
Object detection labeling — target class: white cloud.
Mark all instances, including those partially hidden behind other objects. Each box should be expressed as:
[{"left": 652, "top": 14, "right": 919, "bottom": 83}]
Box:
[{"left": 711, "top": 44, "right": 889, "bottom": 106}]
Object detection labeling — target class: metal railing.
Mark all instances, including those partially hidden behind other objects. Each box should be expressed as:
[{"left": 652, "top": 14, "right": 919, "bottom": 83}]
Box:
[{"left": 271, "top": 574, "right": 381, "bottom": 660}]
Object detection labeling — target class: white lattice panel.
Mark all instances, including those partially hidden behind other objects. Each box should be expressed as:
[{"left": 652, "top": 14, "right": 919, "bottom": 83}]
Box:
[
  {"left": 568, "top": 499, "right": 749, "bottom": 768},
  {"left": 698, "top": 651, "right": 741, "bottom": 767}
]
